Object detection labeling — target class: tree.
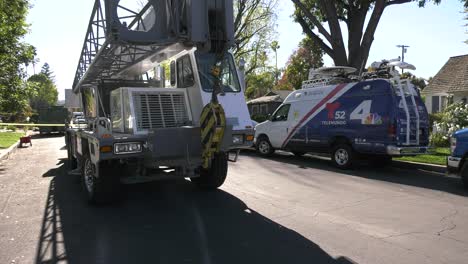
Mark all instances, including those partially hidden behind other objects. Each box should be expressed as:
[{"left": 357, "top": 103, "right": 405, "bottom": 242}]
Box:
[
  {"left": 245, "top": 72, "right": 275, "bottom": 98},
  {"left": 40, "top": 62, "right": 55, "bottom": 81},
  {"left": 233, "top": 0, "right": 278, "bottom": 75},
  {"left": 270, "top": 40, "right": 280, "bottom": 84},
  {"left": 401, "top": 72, "right": 427, "bottom": 90},
  {"left": 0, "top": 0, "right": 36, "bottom": 121},
  {"left": 276, "top": 37, "right": 324, "bottom": 90},
  {"left": 292, "top": 0, "right": 468, "bottom": 72},
  {"left": 28, "top": 73, "right": 58, "bottom": 110}
]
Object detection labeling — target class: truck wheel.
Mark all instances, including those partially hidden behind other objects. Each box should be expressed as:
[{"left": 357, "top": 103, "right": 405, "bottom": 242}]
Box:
[
  {"left": 332, "top": 144, "right": 355, "bottom": 169},
  {"left": 66, "top": 137, "right": 77, "bottom": 170},
  {"left": 256, "top": 137, "right": 274, "bottom": 156},
  {"left": 461, "top": 162, "right": 468, "bottom": 189},
  {"left": 82, "top": 157, "right": 121, "bottom": 204},
  {"left": 192, "top": 152, "right": 228, "bottom": 190}
]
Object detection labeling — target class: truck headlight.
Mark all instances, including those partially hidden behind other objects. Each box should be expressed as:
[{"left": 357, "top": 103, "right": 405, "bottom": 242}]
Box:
[
  {"left": 114, "top": 142, "right": 142, "bottom": 154},
  {"left": 232, "top": 135, "right": 244, "bottom": 145},
  {"left": 450, "top": 137, "right": 457, "bottom": 155}
]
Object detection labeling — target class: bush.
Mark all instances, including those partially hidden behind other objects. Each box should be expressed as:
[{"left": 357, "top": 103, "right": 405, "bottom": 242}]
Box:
[
  {"left": 6, "top": 125, "right": 17, "bottom": 131},
  {"left": 429, "top": 112, "right": 443, "bottom": 130},
  {"left": 433, "top": 102, "right": 468, "bottom": 138},
  {"left": 251, "top": 114, "right": 269, "bottom": 123},
  {"left": 429, "top": 132, "right": 449, "bottom": 147}
]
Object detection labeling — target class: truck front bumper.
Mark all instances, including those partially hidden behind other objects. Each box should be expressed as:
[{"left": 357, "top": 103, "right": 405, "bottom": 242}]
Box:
[
  {"left": 229, "top": 129, "right": 254, "bottom": 150},
  {"left": 447, "top": 156, "right": 461, "bottom": 171},
  {"left": 386, "top": 145, "right": 430, "bottom": 156}
]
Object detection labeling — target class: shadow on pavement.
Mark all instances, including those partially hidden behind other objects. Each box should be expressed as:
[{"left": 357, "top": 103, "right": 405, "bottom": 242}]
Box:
[
  {"left": 242, "top": 151, "right": 468, "bottom": 197},
  {"left": 35, "top": 161, "right": 356, "bottom": 264}
]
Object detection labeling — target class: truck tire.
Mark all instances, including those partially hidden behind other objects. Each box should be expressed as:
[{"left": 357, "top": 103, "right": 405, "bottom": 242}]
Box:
[
  {"left": 66, "top": 136, "right": 77, "bottom": 170},
  {"left": 82, "top": 156, "right": 121, "bottom": 204},
  {"left": 461, "top": 162, "right": 468, "bottom": 189},
  {"left": 256, "top": 136, "right": 274, "bottom": 156},
  {"left": 192, "top": 152, "right": 228, "bottom": 190},
  {"left": 332, "top": 143, "right": 355, "bottom": 169}
]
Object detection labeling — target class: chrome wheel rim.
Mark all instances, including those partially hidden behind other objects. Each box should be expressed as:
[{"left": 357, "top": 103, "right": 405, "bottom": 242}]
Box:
[
  {"left": 84, "top": 159, "right": 95, "bottom": 194},
  {"left": 335, "top": 149, "right": 349, "bottom": 166},
  {"left": 258, "top": 141, "right": 270, "bottom": 154}
]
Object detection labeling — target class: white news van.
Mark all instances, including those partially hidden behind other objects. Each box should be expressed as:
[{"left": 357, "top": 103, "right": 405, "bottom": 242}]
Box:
[{"left": 254, "top": 63, "right": 430, "bottom": 169}]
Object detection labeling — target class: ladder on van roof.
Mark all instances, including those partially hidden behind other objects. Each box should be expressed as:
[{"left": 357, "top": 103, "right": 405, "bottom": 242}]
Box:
[{"left": 395, "top": 76, "right": 420, "bottom": 146}]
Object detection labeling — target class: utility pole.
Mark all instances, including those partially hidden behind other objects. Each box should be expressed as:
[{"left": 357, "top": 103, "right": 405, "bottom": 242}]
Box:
[{"left": 396, "top": 44, "right": 409, "bottom": 73}]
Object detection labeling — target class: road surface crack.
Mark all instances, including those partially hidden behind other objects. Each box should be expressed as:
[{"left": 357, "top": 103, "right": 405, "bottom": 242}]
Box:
[{"left": 436, "top": 208, "right": 458, "bottom": 236}]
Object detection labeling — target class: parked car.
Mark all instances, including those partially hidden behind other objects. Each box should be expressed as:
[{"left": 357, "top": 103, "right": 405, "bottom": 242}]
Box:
[
  {"left": 254, "top": 64, "right": 430, "bottom": 169},
  {"left": 447, "top": 128, "right": 468, "bottom": 188}
]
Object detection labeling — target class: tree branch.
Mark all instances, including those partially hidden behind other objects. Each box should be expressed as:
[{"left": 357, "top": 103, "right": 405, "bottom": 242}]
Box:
[
  {"left": 291, "top": 0, "right": 333, "bottom": 44},
  {"left": 386, "top": 0, "right": 412, "bottom": 7},
  {"left": 296, "top": 15, "right": 334, "bottom": 57}
]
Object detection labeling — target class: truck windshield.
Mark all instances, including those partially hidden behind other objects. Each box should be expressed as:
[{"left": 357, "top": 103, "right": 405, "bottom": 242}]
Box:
[{"left": 195, "top": 52, "right": 241, "bottom": 93}]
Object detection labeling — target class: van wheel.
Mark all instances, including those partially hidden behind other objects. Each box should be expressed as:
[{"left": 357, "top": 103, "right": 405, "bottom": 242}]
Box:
[
  {"left": 256, "top": 137, "right": 274, "bottom": 156},
  {"left": 192, "top": 152, "right": 228, "bottom": 190},
  {"left": 82, "top": 157, "right": 121, "bottom": 204},
  {"left": 461, "top": 162, "right": 468, "bottom": 189},
  {"left": 332, "top": 144, "right": 355, "bottom": 169}
]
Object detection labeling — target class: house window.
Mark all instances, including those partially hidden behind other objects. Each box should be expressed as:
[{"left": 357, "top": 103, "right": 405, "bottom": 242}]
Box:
[
  {"left": 251, "top": 105, "right": 259, "bottom": 115},
  {"left": 432, "top": 95, "right": 452, "bottom": 113},
  {"left": 260, "top": 104, "right": 268, "bottom": 114},
  {"left": 440, "top": 96, "right": 448, "bottom": 111},
  {"left": 462, "top": 97, "right": 467, "bottom": 104}
]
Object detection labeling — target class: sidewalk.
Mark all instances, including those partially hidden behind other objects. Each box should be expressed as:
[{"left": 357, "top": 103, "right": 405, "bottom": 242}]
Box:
[
  {"left": 0, "top": 130, "right": 34, "bottom": 162},
  {"left": 0, "top": 139, "right": 20, "bottom": 161}
]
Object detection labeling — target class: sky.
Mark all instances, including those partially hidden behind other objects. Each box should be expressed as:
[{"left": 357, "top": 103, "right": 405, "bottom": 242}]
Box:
[{"left": 24, "top": 0, "right": 467, "bottom": 100}]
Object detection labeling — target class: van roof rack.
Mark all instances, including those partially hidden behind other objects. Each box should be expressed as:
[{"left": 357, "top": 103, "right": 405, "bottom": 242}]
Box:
[
  {"left": 302, "top": 66, "right": 356, "bottom": 89},
  {"left": 362, "top": 58, "right": 416, "bottom": 80},
  {"left": 301, "top": 59, "right": 416, "bottom": 89}
]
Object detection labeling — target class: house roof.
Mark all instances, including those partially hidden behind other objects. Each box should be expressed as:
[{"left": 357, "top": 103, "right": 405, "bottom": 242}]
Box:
[
  {"left": 422, "top": 54, "right": 468, "bottom": 95},
  {"left": 247, "top": 90, "right": 293, "bottom": 105},
  {"left": 265, "top": 90, "right": 293, "bottom": 100},
  {"left": 247, "top": 95, "right": 283, "bottom": 104}
]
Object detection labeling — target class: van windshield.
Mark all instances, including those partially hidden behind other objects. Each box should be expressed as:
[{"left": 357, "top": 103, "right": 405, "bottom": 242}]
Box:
[{"left": 195, "top": 51, "right": 241, "bottom": 93}]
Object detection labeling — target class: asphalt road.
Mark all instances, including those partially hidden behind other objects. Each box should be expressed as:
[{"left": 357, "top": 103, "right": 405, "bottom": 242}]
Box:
[{"left": 1, "top": 136, "right": 468, "bottom": 264}]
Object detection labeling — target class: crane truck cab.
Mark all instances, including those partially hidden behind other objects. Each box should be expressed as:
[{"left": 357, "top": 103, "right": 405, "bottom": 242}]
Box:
[
  {"left": 66, "top": 0, "right": 253, "bottom": 204},
  {"left": 255, "top": 61, "right": 430, "bottom": 169}
]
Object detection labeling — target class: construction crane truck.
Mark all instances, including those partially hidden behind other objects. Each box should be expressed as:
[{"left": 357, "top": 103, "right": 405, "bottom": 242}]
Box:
[{"left": 65, "top": 0, "right": 254, "bottom": 203}]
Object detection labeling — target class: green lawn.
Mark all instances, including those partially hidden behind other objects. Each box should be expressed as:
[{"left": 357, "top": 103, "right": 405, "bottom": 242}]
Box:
[
  {"left": 395, "top": 148, "right": 450, "bottom": 166},
  {"left": 0, "top": 132, "right": 24, "bottom": 149}
]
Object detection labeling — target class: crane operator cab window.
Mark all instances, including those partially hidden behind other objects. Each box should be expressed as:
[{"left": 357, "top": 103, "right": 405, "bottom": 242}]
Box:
[
  {"left": 195, "top": 51, "right": 241, "bottom": 93},
  {"left": 82, "top": 87, "right": 96, "bottom": 118}
]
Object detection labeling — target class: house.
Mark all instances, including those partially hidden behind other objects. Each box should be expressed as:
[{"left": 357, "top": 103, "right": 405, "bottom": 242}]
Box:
[
  {"left": 422, "top": 55, "right": 468, "bottom": 114},
  {"left": 247, "top": 90, "right": 292, "bottom": 116}
]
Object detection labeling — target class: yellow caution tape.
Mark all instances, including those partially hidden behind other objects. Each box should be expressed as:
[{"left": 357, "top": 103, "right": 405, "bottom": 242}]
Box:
[{"left": 0, "top": 123, "right": 65, "bottom": 127}]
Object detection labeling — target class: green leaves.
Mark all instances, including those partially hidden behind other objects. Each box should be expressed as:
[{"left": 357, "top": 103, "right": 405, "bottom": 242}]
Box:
[
  {"left": 0, "top": 0, "right": 35, "bottom": 121},
  {"left": 27, "top": 67, "right": 59, "bottom": 110},
  {"left": 277, "top": 37, "right": 324, "bottom": 90}
]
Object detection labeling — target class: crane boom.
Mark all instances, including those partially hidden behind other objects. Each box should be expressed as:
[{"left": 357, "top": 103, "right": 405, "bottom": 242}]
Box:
[{"left": 72, "top": 0, "right": 234, "bottom": 92}]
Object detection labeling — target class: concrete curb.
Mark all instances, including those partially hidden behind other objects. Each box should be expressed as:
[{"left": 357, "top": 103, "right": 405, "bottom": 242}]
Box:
[
  {"left": 0, "top": 140, "right": 20, "bottom": 162},
  {"left": 391, "top": 160, "right": 446, "bottom": 174}
]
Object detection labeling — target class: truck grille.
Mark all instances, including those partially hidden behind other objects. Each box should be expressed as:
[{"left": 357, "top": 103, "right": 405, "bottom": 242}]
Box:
[{"left": 133, "top": 91, "right": 190, "bottom": 131}]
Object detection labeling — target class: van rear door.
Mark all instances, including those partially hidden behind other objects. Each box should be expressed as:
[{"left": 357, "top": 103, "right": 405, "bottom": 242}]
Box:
[{"left": 394, "top": 79, "right": 429, "bottom": 146}]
